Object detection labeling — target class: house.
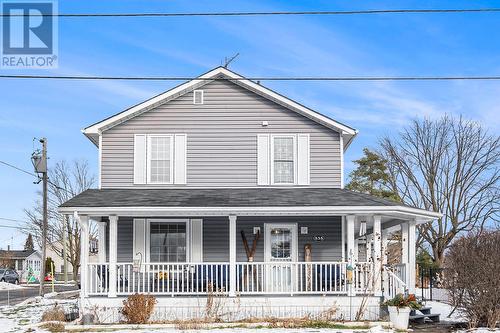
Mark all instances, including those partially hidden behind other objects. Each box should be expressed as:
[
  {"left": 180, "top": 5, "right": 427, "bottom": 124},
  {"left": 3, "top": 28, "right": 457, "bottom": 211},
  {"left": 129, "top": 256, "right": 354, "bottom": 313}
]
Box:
[
  {"left": 0, "top": 248, "right": 42, "bottom": 282},
  {"left": 46, "top": 238, "right": 99, "bottom": 281},
  {"left": 59, "top": 67, "right": 441, "bottom": 322}
]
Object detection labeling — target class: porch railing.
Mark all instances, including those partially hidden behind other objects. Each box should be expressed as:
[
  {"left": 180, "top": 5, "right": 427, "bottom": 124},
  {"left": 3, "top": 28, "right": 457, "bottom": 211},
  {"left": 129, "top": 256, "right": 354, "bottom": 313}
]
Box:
[
  {"left": 383, "top": 265, "right": 407, "bottom": 299},
  {"left": 87, "top": 262, "right": 374, "bottom": 296}
]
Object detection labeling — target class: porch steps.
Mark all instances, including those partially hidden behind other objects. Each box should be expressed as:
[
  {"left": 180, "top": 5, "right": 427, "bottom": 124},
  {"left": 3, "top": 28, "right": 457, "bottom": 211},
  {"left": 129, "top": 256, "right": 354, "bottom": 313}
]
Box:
[{"left": 410, "top": 307, "right": 440, "bottom": 324}]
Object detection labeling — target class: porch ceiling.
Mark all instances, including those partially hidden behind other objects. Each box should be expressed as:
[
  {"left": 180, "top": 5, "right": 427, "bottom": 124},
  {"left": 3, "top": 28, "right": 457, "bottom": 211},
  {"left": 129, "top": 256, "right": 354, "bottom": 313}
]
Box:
[{"left": 58, "top": 188, "right": 441, "bottom": 221}]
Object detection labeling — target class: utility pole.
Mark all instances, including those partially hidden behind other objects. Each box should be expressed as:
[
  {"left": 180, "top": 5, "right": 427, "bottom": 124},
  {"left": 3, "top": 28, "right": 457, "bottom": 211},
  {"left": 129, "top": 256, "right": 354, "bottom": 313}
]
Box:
[{"left": 37, "top": 138, "right": 48, "bottom": 296}]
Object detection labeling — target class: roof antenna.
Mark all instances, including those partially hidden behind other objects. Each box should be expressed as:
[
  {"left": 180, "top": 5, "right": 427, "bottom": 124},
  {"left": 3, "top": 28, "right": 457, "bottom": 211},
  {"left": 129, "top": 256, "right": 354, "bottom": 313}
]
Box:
[{"left": 223, "top": 53, "right": 240, "bottom": 68}]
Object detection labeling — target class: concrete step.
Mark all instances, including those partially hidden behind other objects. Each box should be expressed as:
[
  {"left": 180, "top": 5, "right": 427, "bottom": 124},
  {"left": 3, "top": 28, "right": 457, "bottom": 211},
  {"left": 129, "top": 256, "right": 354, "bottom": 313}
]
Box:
[
  {"left": 410, "top": 313, "right": 440, "bottom": 324},
  {"left": 410, "top": 307, "right": 432, "bottom": 316}
]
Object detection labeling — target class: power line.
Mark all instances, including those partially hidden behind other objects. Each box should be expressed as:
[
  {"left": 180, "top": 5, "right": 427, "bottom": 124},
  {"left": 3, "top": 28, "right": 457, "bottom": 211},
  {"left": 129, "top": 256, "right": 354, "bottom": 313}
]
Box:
[
  {"left": 2, "top": 8, "right": 500, "bottom": 18},
  {"left": 1, "top": 74, "right": 500, "bottom": 81},
  {"left": 0, "top": 224, "right": 31, "bottom": 230},
  {"left": 0, "top": 160, "right": 37, "bottom": 177},
  {"left": 0, "top": 159, "right": 73, "bottom": 195},
  {"left": 0, "top": 217, "right": 30, "bottom": 224}
]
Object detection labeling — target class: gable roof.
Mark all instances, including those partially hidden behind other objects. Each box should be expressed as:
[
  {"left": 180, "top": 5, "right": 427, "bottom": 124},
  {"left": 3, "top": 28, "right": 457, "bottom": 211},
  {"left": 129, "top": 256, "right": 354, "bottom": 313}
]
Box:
[
  {"left": 0, "top": 249, "right": 39, "bottom": 259},
  {"left": 83, "top": 67, "right": 358, "bottom": 148}
]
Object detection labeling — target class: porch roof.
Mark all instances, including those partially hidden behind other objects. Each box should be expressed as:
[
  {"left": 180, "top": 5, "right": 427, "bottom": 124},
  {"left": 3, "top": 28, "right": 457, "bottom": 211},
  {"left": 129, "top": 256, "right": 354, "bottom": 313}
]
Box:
[{"left": 59, "top": 188, "right": 441, "bottom": 220}]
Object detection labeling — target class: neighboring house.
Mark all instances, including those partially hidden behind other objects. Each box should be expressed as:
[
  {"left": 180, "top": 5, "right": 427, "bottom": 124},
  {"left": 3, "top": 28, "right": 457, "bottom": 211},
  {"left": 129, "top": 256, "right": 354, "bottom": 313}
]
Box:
[
  {"left": 46, "top": 240, "right": 74, "bottom": 279},
  {"left": 0, "top": 249, "right": 41, "bottom": 282},
  {"left": 59, "top": 67, "right": 441, "bottom": 322}
]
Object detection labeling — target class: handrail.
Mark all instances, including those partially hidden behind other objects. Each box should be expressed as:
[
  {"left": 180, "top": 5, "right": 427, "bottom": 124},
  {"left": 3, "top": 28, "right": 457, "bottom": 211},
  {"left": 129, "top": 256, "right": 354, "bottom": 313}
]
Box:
[{"left": 383, "top": 265, "right": 407, "bottom": 298}]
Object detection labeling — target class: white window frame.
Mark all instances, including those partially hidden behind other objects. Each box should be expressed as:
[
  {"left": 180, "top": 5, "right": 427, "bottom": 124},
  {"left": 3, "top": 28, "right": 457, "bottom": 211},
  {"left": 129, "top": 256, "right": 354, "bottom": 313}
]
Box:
[
  {"left": 145, "top": 218, "right": 191, "bottom": 263},
  {"left": 146, "top": 134, "right": 174, "bottom": 185},
  {"left": 270, "top": 134, "right": 297, "bottom": 185},
  {"left": 193, "top": 90, "right": 204, "bottom": 104}
]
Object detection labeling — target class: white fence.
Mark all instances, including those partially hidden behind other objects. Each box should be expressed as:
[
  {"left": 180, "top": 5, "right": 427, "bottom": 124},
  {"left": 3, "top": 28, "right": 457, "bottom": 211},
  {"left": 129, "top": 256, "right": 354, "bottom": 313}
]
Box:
[{"left": 87, "top": 262, "right": 373, "bottom": 296}]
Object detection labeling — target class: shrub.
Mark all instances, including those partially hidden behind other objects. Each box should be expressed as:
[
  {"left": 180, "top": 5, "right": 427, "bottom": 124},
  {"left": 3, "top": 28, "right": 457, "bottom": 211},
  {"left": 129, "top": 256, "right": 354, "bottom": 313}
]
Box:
[
  {"left": 41, "top": 305, "right": 66, "bottom": 322},
  {"left": 121, "top": 293, "right": 157, "bottom": 324},
  {"left": 445, "top": 231, "right": 500, "bottom": 329}
]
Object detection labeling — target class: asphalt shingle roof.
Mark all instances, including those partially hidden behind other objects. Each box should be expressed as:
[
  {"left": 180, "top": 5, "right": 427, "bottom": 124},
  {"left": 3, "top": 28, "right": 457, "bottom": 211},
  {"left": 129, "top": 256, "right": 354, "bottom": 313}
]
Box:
[
  {"left": 60, "top": 188, "right": 406, "bottom": 208},
  {"left": 0, "top": 249, "right": 37, "bottom": 259}
]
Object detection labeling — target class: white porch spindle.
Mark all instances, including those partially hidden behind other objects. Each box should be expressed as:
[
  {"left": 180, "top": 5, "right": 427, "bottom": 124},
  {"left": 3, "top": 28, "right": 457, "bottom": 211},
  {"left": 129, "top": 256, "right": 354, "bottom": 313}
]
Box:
[
  {"left": 401, "top": 222, "right": 409, "bottom": 286},
  {"left": 97, "top": 222, "right": 107, "bottom": 262},
  {"left": 346, "top": 215, "right": 356, "bottom": 296},
  {"left": 108, "top": 215, "right": 118, "bottom": 298},
  {"left": 228, "top": 215, "right": 237, "bottom": 297},
  {"left": 372, "top": 215, "right": 382, "bottom": 296},
  {"left": 407, "top": 219, "right": 417, "bottom": 294},
  {"left": 78, "top": 214, "right": 89, "bottom": 298}
]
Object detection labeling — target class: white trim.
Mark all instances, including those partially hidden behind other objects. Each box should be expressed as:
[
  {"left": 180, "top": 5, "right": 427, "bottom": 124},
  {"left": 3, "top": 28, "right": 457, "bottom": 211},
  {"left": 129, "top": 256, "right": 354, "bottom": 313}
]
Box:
[
  {"left": 193, "top": 90, "right": 204, "bottom": 104},
  {"left": 60, "top": 205, "right": 442, "bottom": 220},
  {"left": 264, "top": 223, "right": 298, "bottom": 262},
  {"left": 133, "top": 134, "right": 147, "bottom": 184},
  {"left": 146, "top": 134, "right": 174, "bottom": 185},
  {"left": 132, "top": 218, "right": 146, "bottom": 264},
  {"left": 190, "top": 219, "right": 203, "bottom": 262},
  {"left": 228, "top": 215, "right": 237, "bottom": 297},
  {"left": 82, "top": 67, "right": 357, "bottom": 148},
  {"left": 270, "top": 134, "right": 297, "bottom": 185},
  {"left": 339, "top": 134, "right": 344, "bottom": 189},
  {"left": 341, "top": 216, "right": 345, "bottom": 261},
  {"left": 98, "top": 135, "right": 102, "bottom": 189},
  {"left": 257, "top": 134, "right": 271, "bottom": 185},
  {"left": 174, "top": 134, "right": 187, "bottom": 185},
  {"left": 145, "top": 218, "right": 190, "bottom": 263}
]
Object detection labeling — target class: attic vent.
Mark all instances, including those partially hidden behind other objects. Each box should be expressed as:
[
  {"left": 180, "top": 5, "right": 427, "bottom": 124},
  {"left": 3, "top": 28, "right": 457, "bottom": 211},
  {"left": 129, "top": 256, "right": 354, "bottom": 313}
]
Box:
[{"left": 193, "top": 90, "right": 204, "bottom": 104}]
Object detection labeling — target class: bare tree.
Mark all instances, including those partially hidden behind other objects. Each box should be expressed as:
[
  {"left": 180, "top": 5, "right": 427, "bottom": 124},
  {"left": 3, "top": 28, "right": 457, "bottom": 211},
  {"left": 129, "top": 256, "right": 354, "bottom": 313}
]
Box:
[
  {"left": 380, "top": 115, "right": 500, "bottom": 266},
  {"left": 24, "top": 160, "right": 96, "bottom": 280}
]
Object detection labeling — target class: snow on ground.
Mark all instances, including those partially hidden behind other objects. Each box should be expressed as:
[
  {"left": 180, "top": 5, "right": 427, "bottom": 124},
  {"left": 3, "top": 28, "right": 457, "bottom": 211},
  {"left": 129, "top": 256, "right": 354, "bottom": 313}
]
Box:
[
  {"left": 0, "top": 296, "right": 77, "bottom": 333},
  {"left": 0, "top": 282, "right": 23, "bottom": 291},
  {"left": 110, "top": 327, "right": 393, "bottom": 333},
  {"left": 425, "top": 301, "right": 466, "bottom": 323}
]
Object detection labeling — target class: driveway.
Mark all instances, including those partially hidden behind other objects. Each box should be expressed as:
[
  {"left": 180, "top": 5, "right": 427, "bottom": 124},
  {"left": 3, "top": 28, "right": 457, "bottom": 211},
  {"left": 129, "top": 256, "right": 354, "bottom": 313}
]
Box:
[{"left": 0, "top": 284, "right": 79, "bottom": 306}]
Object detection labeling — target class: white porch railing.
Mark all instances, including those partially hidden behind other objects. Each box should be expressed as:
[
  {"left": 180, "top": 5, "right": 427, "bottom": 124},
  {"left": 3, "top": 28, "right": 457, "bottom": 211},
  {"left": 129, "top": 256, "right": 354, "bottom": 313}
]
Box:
[
  {"left": 87, "top": 262, "right": 374, "bottom": 296},
  {"left": 383, "top": 265, "right": 407, "bottom": 298}
]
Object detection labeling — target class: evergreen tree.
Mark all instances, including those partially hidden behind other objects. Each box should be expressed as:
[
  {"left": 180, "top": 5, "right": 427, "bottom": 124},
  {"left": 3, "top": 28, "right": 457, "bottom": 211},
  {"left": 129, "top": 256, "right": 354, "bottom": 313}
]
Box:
[
  {"left": 24, "top": 233, "right": 34, "bottom": 251},
  {"left": 346, "top": 148, "right": 399, "bottom": 201}
]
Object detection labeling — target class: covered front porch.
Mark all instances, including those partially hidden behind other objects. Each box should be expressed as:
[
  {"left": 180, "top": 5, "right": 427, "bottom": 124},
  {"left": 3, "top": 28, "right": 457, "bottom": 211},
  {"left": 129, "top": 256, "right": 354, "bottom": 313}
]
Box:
[{"left": 74, "top": 212, "right": 422, "bottom": 300}]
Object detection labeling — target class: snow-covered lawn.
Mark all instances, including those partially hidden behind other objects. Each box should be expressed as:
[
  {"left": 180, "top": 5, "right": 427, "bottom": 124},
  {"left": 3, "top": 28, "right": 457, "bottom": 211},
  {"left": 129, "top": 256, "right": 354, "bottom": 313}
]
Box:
[
  {"left": 0, "top": 297, "right": 76, "bottom": 333},
  {"left": 0, "top": 282, "right": 24, "bottom": 291},
  {"left": 425, "top": 301, "right": 466, "bottom": 323}
]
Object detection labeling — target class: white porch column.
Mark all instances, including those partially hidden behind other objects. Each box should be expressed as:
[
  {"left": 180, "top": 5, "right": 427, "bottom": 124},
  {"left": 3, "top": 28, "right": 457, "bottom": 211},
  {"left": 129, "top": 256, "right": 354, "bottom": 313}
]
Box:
[
  {"left": 228, "top": 214, "right": 237, "bottom": 297},
  {"left": 365, "top": 234, "right": 372, "bottom": 262},
  {"left": 401, "top": 222, "right": 409, "bottom": 286},
  {"left": 372, "top": 215, "right": 382, "bottom": 296},
  {"left": 346, "top": 215, "right": 356, "bottom": 296},
  {"left": 78, "top": 214, "right": 89, "bottom": 298},
  {"left": 381, "top": 230, "right": 389, "bottom": 265},
  {"left": 407, "top": 219, "right": 417, "bottom": 294},
  {"left": 341, "top": 216, "right": 346, "bottom": 261},
  {"left": 108, "top": 215, "right": 118, "bottom": 298},
  {"left": 97, "top": 222, "right": 107, "bottom": 263}
]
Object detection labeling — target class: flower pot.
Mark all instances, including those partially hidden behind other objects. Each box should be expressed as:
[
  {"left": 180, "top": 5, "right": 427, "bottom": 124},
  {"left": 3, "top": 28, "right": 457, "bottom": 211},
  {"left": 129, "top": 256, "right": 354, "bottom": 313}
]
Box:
[{"left": 388, "top": 306, "right": 411, "bottom": 330}]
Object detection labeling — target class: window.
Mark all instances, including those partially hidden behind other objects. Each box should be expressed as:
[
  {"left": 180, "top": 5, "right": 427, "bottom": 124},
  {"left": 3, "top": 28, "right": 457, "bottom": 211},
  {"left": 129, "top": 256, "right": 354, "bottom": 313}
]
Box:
[
  {"left": 149, "top": 222, "right": 186, "bottom": 262},
  {"left": 272, "top": 136, "right": 295, "bottom": 184},
  {"left": 147, "top": 135, "right": 173, "bottom": 184},
  {"left": 193, "top": 90, "right": 204, "bottom": 104}
]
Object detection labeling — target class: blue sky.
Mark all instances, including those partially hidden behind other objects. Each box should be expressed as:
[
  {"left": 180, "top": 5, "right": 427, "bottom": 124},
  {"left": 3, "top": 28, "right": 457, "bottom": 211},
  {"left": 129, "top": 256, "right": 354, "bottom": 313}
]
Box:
[{"left": 1, "top": 0, "right": 499, "bottom": 249}]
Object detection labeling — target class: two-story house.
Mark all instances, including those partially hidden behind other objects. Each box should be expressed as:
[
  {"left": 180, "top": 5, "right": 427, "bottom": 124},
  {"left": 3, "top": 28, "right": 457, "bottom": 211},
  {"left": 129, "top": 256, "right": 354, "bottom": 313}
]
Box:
[{"left": 59, "top": 67, "right": 440, "bottom": 322}]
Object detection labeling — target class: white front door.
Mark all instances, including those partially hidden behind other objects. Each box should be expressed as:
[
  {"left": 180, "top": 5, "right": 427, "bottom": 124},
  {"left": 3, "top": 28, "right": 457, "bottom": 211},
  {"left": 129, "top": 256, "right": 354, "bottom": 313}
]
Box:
[{"left": 264, "top": 223, "right": 298, "bottom": 292}]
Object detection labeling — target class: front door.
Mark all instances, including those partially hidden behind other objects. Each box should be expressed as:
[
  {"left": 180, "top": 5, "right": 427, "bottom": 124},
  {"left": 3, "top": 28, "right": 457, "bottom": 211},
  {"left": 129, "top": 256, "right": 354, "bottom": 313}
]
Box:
[{"left": 264, "top": 223, "right": 298, "bottom": 292}]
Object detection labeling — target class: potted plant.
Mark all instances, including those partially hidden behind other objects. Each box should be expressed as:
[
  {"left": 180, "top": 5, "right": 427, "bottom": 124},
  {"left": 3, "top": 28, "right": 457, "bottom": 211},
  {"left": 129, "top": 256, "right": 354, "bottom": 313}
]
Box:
[{"left": 383, "top": 293, "right": 421, "bottom": 330}]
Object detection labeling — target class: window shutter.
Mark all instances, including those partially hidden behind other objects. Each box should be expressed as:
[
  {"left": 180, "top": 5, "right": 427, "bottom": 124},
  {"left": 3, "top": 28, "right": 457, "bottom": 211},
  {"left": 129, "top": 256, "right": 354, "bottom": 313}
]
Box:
[
  {"left": 257, "top": 134, "right": 270, "bottom": 185},
  {"left": 174, "top": 134, "right": 187, "bottom": 184},
  {"left": 297, "top": 134, "right": 310, "bottom": 185},
  {"left": 190, "top": 219, "right": 203, "bottom": 262},
  {"left": 133, "top": 134, "right": 147, "bottom": 184},
  {"left": 133, "top": 218, "right": 146, "bottom": 263}
]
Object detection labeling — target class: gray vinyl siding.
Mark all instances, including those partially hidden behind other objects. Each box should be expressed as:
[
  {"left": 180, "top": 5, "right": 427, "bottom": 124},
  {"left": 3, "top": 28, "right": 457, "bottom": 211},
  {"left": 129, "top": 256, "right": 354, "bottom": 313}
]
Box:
[
  {"left": 101, "top": 80, "right": 341, "bottom": 188},
  {"left": 114, "top": 216, "right": 342, "bottom": 263}
]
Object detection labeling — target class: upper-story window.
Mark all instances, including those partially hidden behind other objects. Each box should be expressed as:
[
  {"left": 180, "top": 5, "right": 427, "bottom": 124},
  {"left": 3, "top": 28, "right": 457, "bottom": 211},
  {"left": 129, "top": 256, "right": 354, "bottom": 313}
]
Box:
[
  {"left": 147, "top": 135, "right": 173, "bottom": 184},
  {"left": 134, "top": 134, "right": 187, "bottom": 185},
  {"left": 272, "top": 136, "right": 296, "bottom": 184},
  {"left": 257, "top": 133, "right": 309, "bottom": 186}
]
